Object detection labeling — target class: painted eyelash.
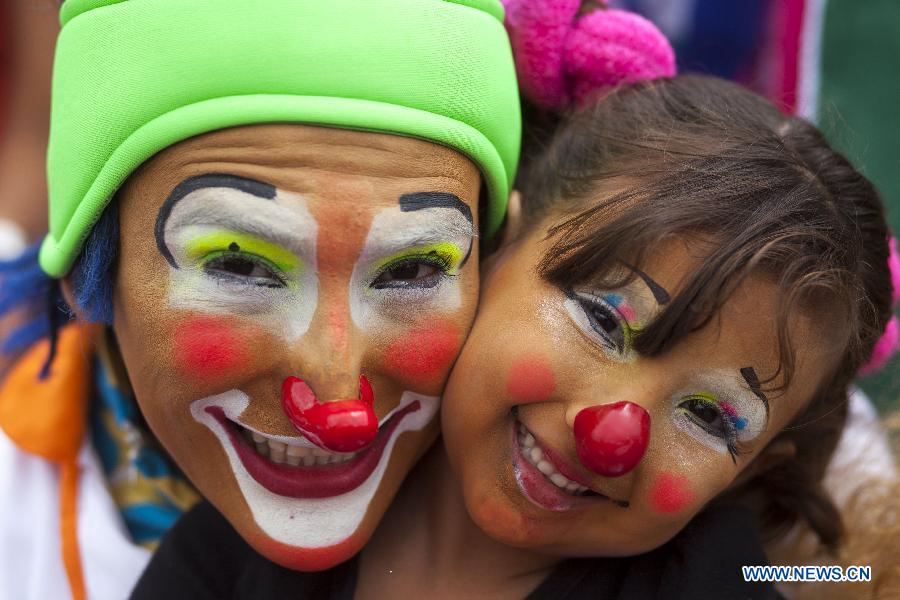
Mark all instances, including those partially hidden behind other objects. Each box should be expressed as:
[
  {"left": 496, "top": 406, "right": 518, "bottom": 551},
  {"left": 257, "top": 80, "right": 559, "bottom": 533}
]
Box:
[
  {"left": 570, "top": 291, "right": 636, "bottom": 354},
  {"left": 679, "top": 393, "right": 748, "bottom": 464},
  {"left": 721, "top": 415, "right": 751, "bottom": 464}
]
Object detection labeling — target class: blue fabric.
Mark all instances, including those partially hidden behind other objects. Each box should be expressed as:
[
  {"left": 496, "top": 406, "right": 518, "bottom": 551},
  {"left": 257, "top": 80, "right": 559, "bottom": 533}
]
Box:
[
  {"left": 90, "top": 355, "right": 198, "bottom": 548},
  {"left": 0, "top": 203, "right": 117, "bottom": 368},
  {"left": 121, "top": 503, "right": 185, "bottom": 546},
  {"left": 621, "top": 0, "right": 770, "bottom": 80}
]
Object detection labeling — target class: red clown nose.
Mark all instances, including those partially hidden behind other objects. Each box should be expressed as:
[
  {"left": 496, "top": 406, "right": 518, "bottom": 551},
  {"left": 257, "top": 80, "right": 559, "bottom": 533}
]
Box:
[
  {"left": 281, "top": 375, "right": 378, "bottom": 453},
  {"left": 573, "top": 401, "right": 650, "bottom": 477}
]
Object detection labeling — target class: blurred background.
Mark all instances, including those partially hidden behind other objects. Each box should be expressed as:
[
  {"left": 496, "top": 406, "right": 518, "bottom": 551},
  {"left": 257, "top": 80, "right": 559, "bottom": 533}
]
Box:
[{"left": 0, "top": 0, "right": 897, "bottom": 414}]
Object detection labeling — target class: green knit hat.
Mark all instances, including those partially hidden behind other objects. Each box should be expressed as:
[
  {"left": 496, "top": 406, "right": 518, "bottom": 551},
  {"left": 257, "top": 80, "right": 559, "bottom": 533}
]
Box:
[{"left": 40, "top": 0, "right": 521, "bottom": 277}]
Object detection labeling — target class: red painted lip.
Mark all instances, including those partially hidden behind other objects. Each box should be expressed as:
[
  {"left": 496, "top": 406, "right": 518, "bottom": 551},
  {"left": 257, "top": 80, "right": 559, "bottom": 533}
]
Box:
[
  {"left": 207, "top": 401, "right": 420, "bottom": 499},
  {"left": 529, "top": 430, "right": 595, "bottom": 489},
  {"left": 512, "top": 421, "right": 629, "bottom": 510},
  {"left": 511, "top": 422, "right": 575, "bottom": 512}
]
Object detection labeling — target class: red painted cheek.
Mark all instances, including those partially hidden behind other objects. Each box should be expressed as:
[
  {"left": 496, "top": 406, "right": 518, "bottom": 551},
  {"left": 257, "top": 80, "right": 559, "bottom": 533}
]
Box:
[
  {"left": 505, "top": 354, "right": 556, "bottom": 403},
  {"left": 649, "top": 472, "right": 696, "bottom": 514},
  {"left": 173, "top": 316, "right": 253, "bottom": 380},
  {"left": 382, "top": 320, "right": 461, "bottom": 385}
]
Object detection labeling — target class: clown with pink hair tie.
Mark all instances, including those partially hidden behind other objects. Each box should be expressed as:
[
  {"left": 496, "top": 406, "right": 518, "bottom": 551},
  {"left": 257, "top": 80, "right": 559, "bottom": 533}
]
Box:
[{"left": 132, "top": 2, "right": 898, "bottom": 598}]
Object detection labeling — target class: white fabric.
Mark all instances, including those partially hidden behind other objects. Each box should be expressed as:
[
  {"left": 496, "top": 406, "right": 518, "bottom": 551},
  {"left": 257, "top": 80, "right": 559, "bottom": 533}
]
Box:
[
  {"left": 774, "top": 388, "right": 896, "bottom": 599},
  {"left": 0, "top": 429, "right": 151, "bottom": 599},
  {"left": 823, "top": 386, "right": 897, "bottom": 505},
  {"left": 0, "top": 219, "right": 27, "bottom": 261}
]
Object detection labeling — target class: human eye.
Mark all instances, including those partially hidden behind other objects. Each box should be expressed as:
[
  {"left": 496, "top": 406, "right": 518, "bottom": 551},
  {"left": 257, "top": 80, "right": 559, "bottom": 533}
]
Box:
[
  {"left": 185, "top": 231, "right": 299, "bottom": 289},
  {"left": 371, "top": 242, "right": 462, "bottom": 290},
  {"left": 202, "top": 252, "right": 285, "bottom": 288},
  {"left": 677, "top": 392, "right": 749, "bottom": 463},
  {"left": 565, "top": 290, "right": 636, "bottom": 359}
]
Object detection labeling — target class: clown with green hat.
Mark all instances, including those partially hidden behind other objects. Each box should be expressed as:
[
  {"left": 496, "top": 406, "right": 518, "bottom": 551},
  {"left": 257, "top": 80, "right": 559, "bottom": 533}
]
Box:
[{"left": 0, "top": 1, "right": 520, "bottom": 597}]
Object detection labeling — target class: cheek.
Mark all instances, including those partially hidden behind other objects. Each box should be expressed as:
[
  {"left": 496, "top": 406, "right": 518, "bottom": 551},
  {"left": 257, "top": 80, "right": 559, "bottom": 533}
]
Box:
[
  {"left": 648, "top": 472, "right": 696, "bottom": 514},
  {"left": 382, "top": 320, "right": 461, "bottom": 386},
  {"left": 172, "top": 315, "right": 255, "bottom": 380},
  {"left": 505, "top": 354, "right": 556, "bottom": 404}
]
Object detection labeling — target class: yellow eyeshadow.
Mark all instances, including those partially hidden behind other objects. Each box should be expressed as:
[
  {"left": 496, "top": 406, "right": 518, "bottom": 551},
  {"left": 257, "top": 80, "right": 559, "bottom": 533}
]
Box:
[
  {"left": 184, "top": 231, "right": 300, "bottom": 273},
  {"left": 373, "top": 242, "right": 464, "bottom": 274},
  {"left": 623, "top": 322, "right": 642, "bottom": 346},
  {"left": 688, "top": 391, "right": 718, "bottom": 403}
]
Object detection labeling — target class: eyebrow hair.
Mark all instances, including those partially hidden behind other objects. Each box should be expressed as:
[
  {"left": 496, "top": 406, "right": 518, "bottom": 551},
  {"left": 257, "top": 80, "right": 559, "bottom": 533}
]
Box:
[
  {"left": 399, "top": 192, "right": 473, "bottom": 226},
  {"left": 155, "top": 173, "right": 277, "bottom": 268},
  {"left": 740, "top": 366, "right": 770, "bottom": 418},
  {"left": 630, "top": 266, "right": 671, "bottom": 306}
]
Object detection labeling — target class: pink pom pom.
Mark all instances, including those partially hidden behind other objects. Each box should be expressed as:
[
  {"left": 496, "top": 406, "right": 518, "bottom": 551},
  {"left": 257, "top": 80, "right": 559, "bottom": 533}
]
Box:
[
  {"left": 501, "top": 0, "right": 675, "bottom": 111},
  {"left": 501, "top": 0, "right": 581, "bottom": 111},
  {"left": 566, "top": 9, "right": 676, "bottom": 108},
  {"left": 858, "top": 315, "right": 899, "bottom": 376},
  {"left": 888, "top": 236, "right": 900, "bottom": 306}
]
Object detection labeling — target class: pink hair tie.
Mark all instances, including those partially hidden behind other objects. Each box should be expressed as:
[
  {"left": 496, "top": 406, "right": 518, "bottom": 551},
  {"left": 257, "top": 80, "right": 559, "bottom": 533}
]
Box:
[
  {"left": 858, "top": 235, "right": 900, "bottom": 376},
  {"left": 501, "top": 0, "right": 676, "bottom": 111},
  {"left": 859, "top": 316, "right": 899, "bottom": 377},
  {"left": 889, "top": 236, "right": 900, "bottom": 306}
]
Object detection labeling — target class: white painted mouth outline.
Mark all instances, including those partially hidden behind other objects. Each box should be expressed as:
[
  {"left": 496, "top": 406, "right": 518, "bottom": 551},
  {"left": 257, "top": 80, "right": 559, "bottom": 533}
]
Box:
[{"left": 190, "top": 390, "right": 439, "bottom": 548}]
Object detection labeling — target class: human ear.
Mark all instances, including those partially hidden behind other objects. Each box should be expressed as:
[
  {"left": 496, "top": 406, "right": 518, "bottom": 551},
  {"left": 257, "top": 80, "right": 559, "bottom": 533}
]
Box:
[
  {"left": 498, "top": 190, "right": 524, "bottom": 248},
  {"left": 480, "top": 191, "right": 524, "bottom": 279},
  {"left": 732, "top": 438, "right": 797, "bottom": 487},
  {"left": 59, "top": 277, "right": 89, "bottom": 322}
]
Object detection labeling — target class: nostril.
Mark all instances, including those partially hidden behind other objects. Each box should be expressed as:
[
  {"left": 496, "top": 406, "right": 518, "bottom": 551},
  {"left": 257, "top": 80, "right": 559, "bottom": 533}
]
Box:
[
  {"left": 281, "top": 375, "right": 378, "bottom": 453},
  {"left": 573, "top": 401, "right": 650, "bottom": 477}
]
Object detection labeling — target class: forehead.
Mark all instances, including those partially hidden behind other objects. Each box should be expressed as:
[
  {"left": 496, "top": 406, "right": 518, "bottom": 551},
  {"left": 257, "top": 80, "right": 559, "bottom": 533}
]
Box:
[{"left": 118, "top": 123, "right": 481, "bottom": 216}]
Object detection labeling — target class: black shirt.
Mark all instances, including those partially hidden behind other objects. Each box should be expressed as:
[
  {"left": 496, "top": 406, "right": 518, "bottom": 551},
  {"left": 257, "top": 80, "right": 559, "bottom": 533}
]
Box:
[{"left": 132, "top": 500, "right": 780, "bottom": 599}]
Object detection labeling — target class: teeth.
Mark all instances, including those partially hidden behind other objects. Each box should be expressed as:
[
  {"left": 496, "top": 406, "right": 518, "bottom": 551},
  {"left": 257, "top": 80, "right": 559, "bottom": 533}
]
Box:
[
  {"left": 517, "top": 422, "right": 589, "bottom": 495},
  {"left": 240, "top": 425, "right": 359, "bottom": 467},
  {"left": 550, "top": 473, "right": 568, "bottom": 487}
]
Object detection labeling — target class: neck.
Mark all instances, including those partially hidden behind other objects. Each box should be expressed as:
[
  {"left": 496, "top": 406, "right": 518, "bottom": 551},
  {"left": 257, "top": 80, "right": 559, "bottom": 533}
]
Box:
[{"left": 358, "top": 440, "right": 559, "bottom": 598}]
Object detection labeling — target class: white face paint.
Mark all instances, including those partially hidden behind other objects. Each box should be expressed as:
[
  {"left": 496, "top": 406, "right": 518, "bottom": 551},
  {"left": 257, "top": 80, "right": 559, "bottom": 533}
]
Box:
[
  {"left": 164, "top": 185, "right": 319, "bottom": 340},
  {"left": 670, "top": 369, "right": 768, "bottom": 456},
  {"left": 349, "top": 201, "right": 474, "bottom": 329},
  {"left": 158, "top": 179, "right": 477, "bottom": 553},
  {"left": 190, "top": 390, "right": 439, "bottom": 548}
]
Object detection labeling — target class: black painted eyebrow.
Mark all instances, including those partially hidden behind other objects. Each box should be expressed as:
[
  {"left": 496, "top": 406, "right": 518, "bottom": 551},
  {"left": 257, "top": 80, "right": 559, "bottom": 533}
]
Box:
[
  {"left": 399, "top": 191, "right": 475, "bottom": 268},
  {"left": 155, "top": 173, "right": 277, "bottom": 268},
  {"left": 631, "top": 266, "right": 671, "bottom": 306},
  {"left": 399, "top": 192, "right": 473, "bottom": 225},
  {"left": 740, "top": 366, "right": 770, "bottom": 418}
]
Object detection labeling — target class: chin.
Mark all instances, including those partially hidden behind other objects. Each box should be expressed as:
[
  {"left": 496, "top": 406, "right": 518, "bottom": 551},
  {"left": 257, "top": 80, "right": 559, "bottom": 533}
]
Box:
[
  {"left": 186, "top": 388, "right": 440, "bottom": 570},
  {"left": 244, "top": 522, "right": 371, "bottom": 571}
]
